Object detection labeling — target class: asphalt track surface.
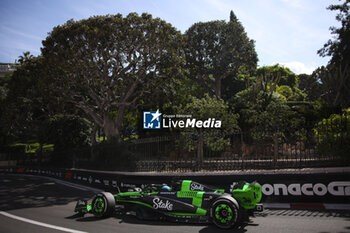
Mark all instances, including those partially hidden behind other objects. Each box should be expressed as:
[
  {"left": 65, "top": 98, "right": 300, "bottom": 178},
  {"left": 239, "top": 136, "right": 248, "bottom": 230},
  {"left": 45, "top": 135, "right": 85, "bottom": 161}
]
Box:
[{"left": 0, "top": 174, "right": 350, "bottom": 233}]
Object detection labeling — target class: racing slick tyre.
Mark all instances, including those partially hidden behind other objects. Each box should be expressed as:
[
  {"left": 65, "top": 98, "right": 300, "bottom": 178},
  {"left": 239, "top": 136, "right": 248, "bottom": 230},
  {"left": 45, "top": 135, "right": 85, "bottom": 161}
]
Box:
[
  {"left": 210, "top": 198, "right": 239, "bottom": 229},
  {"left": 91, "top": 192, "right": 115, "bottom": 218}
]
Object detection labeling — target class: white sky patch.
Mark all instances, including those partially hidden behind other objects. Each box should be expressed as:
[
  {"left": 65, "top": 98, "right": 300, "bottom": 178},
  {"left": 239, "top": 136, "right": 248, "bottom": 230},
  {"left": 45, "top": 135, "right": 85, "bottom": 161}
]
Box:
[
  {"left": 0, "top": 26, "right": 42, "bottom": 41},
  {"left": 204, "top": 0, "right": 230, "bottom": 14},
  {"left": 282, "top": 0, "right": 304, "bottom": 9},
  {"left": 273, "top": 61, "right": 315, "bottom": 75}
]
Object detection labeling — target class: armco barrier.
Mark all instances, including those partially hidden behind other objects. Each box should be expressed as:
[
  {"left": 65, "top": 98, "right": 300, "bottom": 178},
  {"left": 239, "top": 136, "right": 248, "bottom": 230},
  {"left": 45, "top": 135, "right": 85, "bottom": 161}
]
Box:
[{"left": 1, "top": 167, "right": 350, "bottom": 205}]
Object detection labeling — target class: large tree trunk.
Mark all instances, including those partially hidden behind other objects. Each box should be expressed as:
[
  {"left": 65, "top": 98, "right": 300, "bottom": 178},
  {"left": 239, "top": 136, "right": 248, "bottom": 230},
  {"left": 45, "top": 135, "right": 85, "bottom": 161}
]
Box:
[
  {"left": 90, "top": 124, "right": 98, "bottom": 162},
  {"left": 77, "top": 101, "right": 127, "bottom": 144},
  {"left": 103, "top": 106, "right": 125, "bottom": 143},
  {"left": 103, "top": 116, "right": 121, "bottom": 143},
  {"left": 90, "top": 124, "right": 98, "bottom": 146}
]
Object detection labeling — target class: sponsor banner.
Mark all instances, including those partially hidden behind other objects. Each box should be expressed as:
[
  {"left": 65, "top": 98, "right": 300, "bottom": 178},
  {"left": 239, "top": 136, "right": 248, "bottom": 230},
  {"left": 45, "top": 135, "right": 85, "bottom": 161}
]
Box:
[{"left": 261, "top": 182, "right": 350, "bottom": 197}]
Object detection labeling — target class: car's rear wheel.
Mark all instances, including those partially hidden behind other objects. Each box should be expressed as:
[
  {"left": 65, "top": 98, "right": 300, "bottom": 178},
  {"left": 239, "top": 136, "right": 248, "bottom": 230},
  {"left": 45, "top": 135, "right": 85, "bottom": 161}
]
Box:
[
  {"left": 91, "top": 192, "right": 115, "bottom": 218},
  {"left": 211, "top": 199, "right": 239, "bottom": 229}
]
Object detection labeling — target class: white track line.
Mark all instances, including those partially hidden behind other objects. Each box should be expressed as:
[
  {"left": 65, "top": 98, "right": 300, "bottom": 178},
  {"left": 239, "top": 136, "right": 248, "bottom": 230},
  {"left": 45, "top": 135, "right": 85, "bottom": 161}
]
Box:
[{"left": 0, "top": 211, "right": 88, "bottom": 233}]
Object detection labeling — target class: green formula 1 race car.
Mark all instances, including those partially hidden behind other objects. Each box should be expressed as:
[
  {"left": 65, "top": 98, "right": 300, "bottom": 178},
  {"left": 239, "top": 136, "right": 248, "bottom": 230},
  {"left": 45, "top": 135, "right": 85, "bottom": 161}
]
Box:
[{"left": 74, "top": 180, "right": 263, "bottom": 229}]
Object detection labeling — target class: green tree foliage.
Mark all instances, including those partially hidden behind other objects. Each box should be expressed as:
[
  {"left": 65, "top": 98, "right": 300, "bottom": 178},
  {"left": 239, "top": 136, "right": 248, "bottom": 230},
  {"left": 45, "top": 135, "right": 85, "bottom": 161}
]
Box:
[
  {"left": 40, "top": 114, "right": 91, "bottom": 151},
  {"left": 311, "top": 65, "right": 350, "bottom": 109},
  {"left": 315, "top": 108, "right": 350, "bottom": 158},
  {"left": 0, "top": 73, "right": 10, "bottom": 101},
  {"left": 0, "top": 73, "right": 11, "bottom": 146},
  {"left": 276, "top": 85, "right": 306, "bottom": 102},
  {"left": 184, "top": 12, "right": 257, "bottom": 98},
  {"left": 2, "top": 53, "right": 48, "bottom": 142},
  {"left": 235, "top": 73, "right": 305, "bottom": 142},
  {"left": 318, "top": 0, "right": 350, "bottom": 67},
  {"left": 314, "top": 0, "right": 350, "bottom": 111},
  {"left": 41, "top": 13, "right": 184, "bottom": 142},
  {"left": 1, "top": 52, "right": 77, "bottom": 146},
  {"left": 222, "top": 66, "right": 253, "bottom": 105},
  {"left": 257, "top": 64, "right": 298, "bottom": 88},
  {"left": 176, "top": 94, "right": 239, "bottom": 164},
  {"left": 230, "top": 10, "right": 239, "bottom": 23},
  {"left": 257, "top": 64, "right": 306, "bottom": 101},
  {"left": 276, "top": 85, "right": 293, "bottom": 101},
  {"left": 298, "top": 73, "right": 322, "bottom": 101}
]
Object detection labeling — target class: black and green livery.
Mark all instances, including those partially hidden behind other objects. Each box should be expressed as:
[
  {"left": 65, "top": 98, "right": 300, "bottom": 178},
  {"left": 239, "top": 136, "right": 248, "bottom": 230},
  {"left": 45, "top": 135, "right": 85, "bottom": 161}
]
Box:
[{"left": 75, "top": 180, "right": 263, "bottom": 229}]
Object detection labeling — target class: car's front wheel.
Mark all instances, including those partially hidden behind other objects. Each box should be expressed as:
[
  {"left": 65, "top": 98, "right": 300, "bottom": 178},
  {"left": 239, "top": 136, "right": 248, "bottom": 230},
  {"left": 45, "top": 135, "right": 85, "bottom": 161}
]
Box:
[
  {"left": 210, "top": 198, "right": 239, "bottom": 229},
  {"left": 91, "top": 192, "right": 115, "bottom": 218}
]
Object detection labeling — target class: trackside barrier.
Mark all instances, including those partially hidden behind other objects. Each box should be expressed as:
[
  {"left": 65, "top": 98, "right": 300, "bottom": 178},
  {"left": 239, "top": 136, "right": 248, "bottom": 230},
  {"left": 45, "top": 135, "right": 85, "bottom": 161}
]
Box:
[{"left": 1, "top": 167, "right": 350, "bottom": 205}]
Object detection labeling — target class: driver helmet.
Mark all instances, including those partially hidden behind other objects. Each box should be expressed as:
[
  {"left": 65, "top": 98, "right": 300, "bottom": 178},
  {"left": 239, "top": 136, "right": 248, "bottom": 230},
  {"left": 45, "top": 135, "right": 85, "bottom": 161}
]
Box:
[{"left": 160, "top": 185, "right": 171, "bottom": 191}]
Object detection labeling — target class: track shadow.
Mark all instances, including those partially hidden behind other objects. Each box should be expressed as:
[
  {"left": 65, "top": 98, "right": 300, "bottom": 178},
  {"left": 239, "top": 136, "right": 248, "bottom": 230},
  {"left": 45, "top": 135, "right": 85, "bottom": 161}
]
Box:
[
  {"left": 70, "top": 209, "right": 257, "bottom": 232},
  {"left": 66, "top": 212, "right": 114, "bottom": 222},
  {"left": 75, "top": 216, "right": 107, "bottom": 222},
  {"left": 65, "top": 213, "right": 84, "bottom": 219},
  {"left": 113, "top": 213, "right": 206, "bottom": 227},
  {"left": 0, "top": 174, "right": 93, "bottom": 211},
  {"left": 199, "top": 225, "right": 248, "bottom": 233},
  {"left": 117, "top": 214, "right": 256, "bottom": 232}
]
